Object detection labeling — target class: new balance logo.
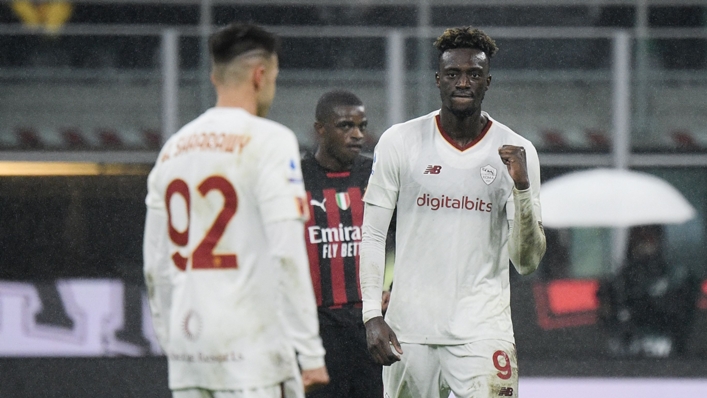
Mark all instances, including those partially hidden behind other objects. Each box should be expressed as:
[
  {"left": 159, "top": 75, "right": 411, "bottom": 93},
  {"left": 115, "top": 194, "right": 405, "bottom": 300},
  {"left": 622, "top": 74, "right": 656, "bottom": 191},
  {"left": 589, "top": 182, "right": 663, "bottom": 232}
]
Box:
[
  {"left": 423, "top": 165, "right": 442, "bottom": 174},
  {"left": 498, "top": 387, "right": 514, "bottom": 396}
]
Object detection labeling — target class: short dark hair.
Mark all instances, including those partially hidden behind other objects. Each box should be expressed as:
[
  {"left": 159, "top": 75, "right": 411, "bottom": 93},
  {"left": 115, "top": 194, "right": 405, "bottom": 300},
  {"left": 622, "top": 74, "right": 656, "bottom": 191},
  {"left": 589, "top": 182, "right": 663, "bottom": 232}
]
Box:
[
  {"left": 433, "top": 26, "right": 498, "bottom": 60},
  {"left": 209, "top": 23, "right": 280, "bottom": 65},
  {"left": 315, "top": 90, "right": 364, "bottom": 122}
]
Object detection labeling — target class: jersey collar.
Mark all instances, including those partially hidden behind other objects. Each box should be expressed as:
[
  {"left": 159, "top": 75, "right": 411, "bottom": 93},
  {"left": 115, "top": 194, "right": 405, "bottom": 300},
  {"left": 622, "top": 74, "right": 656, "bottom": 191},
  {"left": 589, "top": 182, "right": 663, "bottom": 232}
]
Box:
[{"left": 435, "top": 112, "right": 493, "bottom": 152}]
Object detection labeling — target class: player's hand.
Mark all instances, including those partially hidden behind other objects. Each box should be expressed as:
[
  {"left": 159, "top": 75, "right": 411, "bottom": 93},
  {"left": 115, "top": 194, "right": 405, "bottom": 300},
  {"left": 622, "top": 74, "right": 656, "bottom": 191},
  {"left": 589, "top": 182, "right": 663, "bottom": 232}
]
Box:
[
  {"left": 498, "top": 145, "right": 530, "bottom": 190},
  {"left": 381, "top": 291, "right": 391, "bottom": 315},
  {"left": 365, "top": 316, "right": 402, "bottom": 366},
  {"left": 302, "top": 366, "right": 329, "bottom": 393}
]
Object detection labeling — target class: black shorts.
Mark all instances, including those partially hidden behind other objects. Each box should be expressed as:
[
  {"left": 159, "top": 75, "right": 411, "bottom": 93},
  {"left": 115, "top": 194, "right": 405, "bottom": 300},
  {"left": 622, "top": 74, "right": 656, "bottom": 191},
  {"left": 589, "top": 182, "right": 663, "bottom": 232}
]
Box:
[{"left": 306, "top": 307, "right": 383, "bottom": 398}]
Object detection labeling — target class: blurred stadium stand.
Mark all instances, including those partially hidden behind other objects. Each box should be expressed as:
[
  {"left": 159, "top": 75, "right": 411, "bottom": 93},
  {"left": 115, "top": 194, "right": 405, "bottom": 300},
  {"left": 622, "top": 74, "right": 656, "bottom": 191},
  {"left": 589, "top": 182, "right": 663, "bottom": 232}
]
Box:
[{"left": 1, "top": 0, "right": 707, "bottom": 154}]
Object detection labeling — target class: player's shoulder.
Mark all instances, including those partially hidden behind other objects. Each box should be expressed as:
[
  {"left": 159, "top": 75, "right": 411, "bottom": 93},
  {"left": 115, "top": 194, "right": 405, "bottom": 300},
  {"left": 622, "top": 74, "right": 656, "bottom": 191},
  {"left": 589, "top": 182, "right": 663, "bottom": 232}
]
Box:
[
  {"left": 208, "top": 107, "right": 297, "bottom": 141},
  {"left": 357, "top": 154, "right": 373, "bottom": 169},
  {"left": 153, "top": 118, "right": 198, "bottom": 165},
  {"left": 299, "top": 151, "right": 319, "bottom": 173},
  {"left": 353, "top": 154, "right": 373, "bottom": 174},
  {"left": 378, "top": 111, "right": 438, "bottom": 145},
  {"left": 253, "top": 114, "right": 293, "bottom": 135},
  {"left": 166, "top": 107, "right": 295, "bottom": 142},
  {"left": 237, "top": 114, "right": 301, "bottom": 161},
  {"left": 167, "top": 115, "right": 202, "bottom": 142}
]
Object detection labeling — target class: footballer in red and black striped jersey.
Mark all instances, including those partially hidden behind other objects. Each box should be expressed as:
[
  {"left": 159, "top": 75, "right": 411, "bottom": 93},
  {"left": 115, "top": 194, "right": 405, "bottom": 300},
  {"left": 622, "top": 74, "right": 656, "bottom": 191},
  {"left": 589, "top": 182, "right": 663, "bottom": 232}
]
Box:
[
  {"left": 301, "top": 90, "right": 384, "bottom": 398},
  {"left": 302, "top": 152, "right": 372, "bottom": 311}
]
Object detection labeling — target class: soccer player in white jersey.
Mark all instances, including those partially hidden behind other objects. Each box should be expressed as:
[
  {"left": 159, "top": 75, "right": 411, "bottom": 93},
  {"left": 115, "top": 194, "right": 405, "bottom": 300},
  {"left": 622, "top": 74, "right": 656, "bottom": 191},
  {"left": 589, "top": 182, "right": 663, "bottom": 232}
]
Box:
[
  {"left": 359, "top": 27, "right": 547, "bottom": 398},
  {"left": 143, "top": 23, "right": 329, "bottom": 398}
]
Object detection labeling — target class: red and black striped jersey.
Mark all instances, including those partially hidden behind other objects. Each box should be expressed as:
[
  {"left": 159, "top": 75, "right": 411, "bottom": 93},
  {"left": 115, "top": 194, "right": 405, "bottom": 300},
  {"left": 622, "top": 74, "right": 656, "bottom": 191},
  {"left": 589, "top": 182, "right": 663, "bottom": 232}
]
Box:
[{"left": 301, "top": 153, "right": 373, "bottom": 309}]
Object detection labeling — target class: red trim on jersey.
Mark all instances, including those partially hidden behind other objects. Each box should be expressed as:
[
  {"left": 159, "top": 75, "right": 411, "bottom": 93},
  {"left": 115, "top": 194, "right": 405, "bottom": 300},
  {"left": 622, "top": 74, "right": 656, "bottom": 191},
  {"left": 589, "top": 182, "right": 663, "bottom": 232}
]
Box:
[
  {"left": 435, "top": 114, "right": 492, "bottom": 152},
  {"left": 326, "top": 171, "right": 351, "bottom": 178},
  {"left": 305, "top": 191, "right": 323, "bottom": 306},
  {"left": 329, "top": 302, "right": 362, "bottom": 309},
  {"left": 348, "top": 187, "right": 364, "bottom": 300},
  {"left": 323, "top": 188, "right": 348, "bottom": 306}
]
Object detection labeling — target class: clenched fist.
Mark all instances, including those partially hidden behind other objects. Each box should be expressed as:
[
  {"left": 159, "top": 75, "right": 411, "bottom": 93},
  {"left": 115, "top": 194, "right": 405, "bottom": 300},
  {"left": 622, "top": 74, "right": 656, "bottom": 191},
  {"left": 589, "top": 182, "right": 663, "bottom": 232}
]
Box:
[{"left": 498, "top": 145, "right": 530, "bottom": 190}]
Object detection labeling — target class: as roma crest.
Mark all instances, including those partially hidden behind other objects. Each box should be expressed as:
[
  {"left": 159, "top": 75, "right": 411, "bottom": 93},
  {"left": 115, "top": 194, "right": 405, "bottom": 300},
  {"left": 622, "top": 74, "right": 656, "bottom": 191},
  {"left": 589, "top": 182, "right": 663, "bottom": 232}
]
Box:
[{"left": 480, "top": 165, "right": 497, "bottom": 185}]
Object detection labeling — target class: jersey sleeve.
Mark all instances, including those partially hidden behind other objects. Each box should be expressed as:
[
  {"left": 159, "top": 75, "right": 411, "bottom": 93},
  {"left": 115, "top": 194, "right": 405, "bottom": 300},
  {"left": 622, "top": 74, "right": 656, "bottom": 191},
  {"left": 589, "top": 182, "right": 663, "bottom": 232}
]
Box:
[
  {"left": 506, "top": 142, "right": 542, "bottom": 222},
  {"left": 266, "top": 220, "right": 325, "bottom": 370},
  {"left": 143, "top": 167, "right": 172, "bottom": 350},
  {"left": 363, "top": 129, "right": 401, "bottom": 209},
  {"left": 506, "top": 143, "right": 545, "bottom": 274},
  {"left": 145, "top": 167, "right": 165, "bottom": 211},
  {"left": 255, "top": 130, "right": 309, "bottom": 224},
  {"left": 360, "top": 203, "right": 395, "bottom": 323}
]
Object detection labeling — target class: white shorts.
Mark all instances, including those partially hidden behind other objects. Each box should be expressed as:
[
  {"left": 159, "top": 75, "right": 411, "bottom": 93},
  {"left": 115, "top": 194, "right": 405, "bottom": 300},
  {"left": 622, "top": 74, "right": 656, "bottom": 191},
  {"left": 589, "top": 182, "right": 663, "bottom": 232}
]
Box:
[{"left": 383, "top": 340, "right": 518, "bottom": 398}]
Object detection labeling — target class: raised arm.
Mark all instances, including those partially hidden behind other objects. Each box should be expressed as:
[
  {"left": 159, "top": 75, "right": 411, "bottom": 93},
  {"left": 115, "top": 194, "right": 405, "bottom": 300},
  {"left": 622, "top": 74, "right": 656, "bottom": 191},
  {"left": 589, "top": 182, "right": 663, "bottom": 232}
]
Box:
[{"left": 499, "top": 144, "right": 546, "bottom": 275}]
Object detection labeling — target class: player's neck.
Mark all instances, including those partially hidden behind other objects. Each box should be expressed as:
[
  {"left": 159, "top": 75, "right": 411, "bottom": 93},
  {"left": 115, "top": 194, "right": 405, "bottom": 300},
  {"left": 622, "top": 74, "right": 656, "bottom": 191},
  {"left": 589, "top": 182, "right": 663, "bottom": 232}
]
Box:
[
  {"left": 214, "top": 85, "right": 258, "bottom": 115},
  {"left": 439, "top": 108, "right": 487, "bottom": 146},
  {"left": 314, "top": 147, "right": 353, "bottom": 172}
]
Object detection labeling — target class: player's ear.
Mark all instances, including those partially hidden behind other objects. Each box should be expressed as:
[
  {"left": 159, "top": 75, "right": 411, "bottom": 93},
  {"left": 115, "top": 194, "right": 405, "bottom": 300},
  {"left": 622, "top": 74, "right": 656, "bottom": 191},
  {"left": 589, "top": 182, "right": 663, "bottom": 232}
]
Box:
[
  {"left": 252, "top": 64, "right": 266, "bottom": 91},
  {"left": 210, "top": 70, "right": 222, "bottom": 88},
  {"left": 314, "top": 121, "right": 325, "bottom": 137},
  {"left": 435, "top": 72, "right": 440, "bottom": 87},
  {"left": 486, "top": 75, "right": 492, "bottom": 91}
]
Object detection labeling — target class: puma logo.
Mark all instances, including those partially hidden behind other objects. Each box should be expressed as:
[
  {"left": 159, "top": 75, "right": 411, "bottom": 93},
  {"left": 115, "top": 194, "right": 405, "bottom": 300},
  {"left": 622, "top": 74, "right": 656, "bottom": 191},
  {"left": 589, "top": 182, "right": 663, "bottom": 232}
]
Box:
[{"left": 310, "top": 198, "right": 326, "bottom": 212}]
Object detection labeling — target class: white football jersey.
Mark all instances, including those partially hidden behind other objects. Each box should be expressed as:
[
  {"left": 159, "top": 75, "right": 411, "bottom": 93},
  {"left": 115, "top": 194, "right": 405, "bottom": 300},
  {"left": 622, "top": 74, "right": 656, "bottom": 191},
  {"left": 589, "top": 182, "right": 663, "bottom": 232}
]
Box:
[
  {"left": 364, "top": 110, "right": 541, "bottom": 345},
  {"left": 145, "top": 107, "right": 308, "bottom": 390}
]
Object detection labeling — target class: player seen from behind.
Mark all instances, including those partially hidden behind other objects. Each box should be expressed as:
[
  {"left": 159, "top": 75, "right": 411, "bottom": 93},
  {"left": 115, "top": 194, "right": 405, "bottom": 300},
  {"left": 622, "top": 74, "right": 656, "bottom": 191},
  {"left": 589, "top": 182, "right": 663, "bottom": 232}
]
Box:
[{"left": 143, "top": 22, "right": 329, "bottom": 398}]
